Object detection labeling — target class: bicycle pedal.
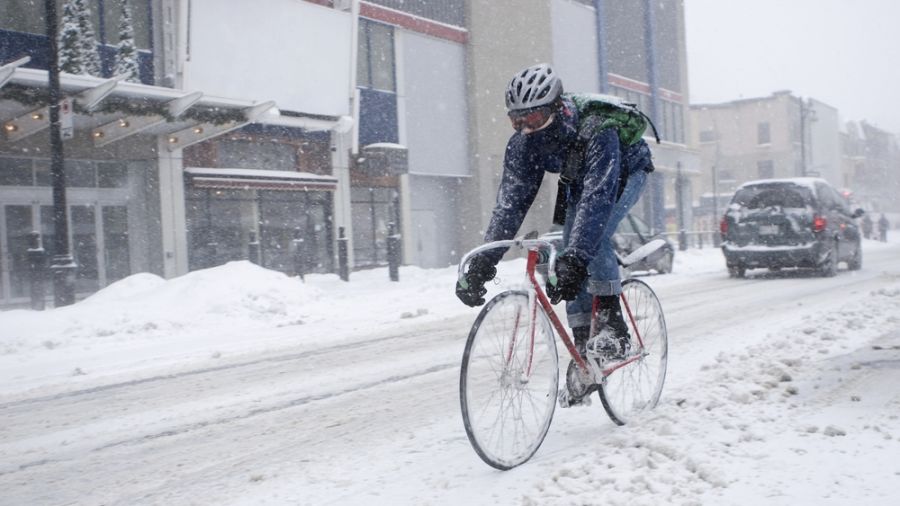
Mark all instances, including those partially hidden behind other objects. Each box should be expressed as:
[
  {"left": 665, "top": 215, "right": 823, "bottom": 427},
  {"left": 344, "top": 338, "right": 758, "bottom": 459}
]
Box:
[{"left": 558, "top": 388, "right": 592, "bottom": 408}]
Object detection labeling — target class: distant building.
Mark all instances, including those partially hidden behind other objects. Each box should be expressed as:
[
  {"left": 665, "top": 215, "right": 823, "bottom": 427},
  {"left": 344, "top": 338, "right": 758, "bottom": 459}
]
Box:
[
  {"left": 841, "top": 120, "right": 900, "bottom": 212},
  {"left": 690, "top": 91, "right": 842, "bottom": 212}
]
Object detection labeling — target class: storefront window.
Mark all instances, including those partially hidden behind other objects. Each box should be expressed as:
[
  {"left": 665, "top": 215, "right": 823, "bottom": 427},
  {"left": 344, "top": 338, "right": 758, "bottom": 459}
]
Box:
[
  {"left": 71, "top": 205, "right": 99, "bottom": 293},
  {"left": 102, "top": 205, "right": 130, "bottom": 282},
  {"left": 65, "top": 160, "right": 96, "bottom": 187},
  {"left": 98, "top": 162, "right": 129, "bottom": 188},
  {"left": 0, "top": 0, "right": 151, "bottom": 49},
  {"left": 4, "top": 205, "right": 34, "bottom": 298},
  {"left": 186, "top": 188, "right": 253, "bottom": 270},
  {"left": 351, "top": 187, "right": 399, "bottom": 267},
  {"left": 0, "top": 158, "right": 34, "bottom": 186},
  {"left": 258, "top": 191, "right": 333, "bottom": 275}
]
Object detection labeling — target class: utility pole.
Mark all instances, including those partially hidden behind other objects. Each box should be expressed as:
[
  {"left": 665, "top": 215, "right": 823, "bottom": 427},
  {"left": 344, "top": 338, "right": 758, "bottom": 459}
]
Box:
[
  {"left": 45, "top": 0, "right": 77, "bottom": 306},
  {"left": 799, "top": 98, "right": 807, "bottom": 176},
  {"left": 676, "top": 162, "right": 687, "bottom": 250}
]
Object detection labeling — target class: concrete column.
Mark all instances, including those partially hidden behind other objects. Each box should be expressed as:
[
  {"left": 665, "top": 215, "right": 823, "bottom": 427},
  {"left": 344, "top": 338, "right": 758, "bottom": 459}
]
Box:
[
  {"left": 156, "top": 136, "right": 189, "bottom": 278},
  {"left": 399, "top": 173, "right": 414, "bottom": 263},
  {"left": 331, "top": 130, "right": 354, "bottom": 268}
]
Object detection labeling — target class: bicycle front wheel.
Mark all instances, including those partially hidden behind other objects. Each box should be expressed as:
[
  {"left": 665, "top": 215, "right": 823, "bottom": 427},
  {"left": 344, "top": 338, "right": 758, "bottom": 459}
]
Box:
[
  {"left": 599, "top": 278, "right": 668, "bottom": 425},
  {"left": 460, "top": 290, "right": 558, "bottom": 470}
]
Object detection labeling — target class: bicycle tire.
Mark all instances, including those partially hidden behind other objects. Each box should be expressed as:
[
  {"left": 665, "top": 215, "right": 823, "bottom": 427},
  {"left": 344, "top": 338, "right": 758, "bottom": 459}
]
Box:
[
  {"left": 460, "top": 290, "right": 558, "bottom": 470},
  {"left": 599, "top": 278, "right": 668, "bottom": 425}
]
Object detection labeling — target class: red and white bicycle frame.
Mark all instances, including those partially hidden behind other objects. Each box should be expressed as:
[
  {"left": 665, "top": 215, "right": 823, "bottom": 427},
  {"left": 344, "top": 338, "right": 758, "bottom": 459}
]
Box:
[{"left": 459, "top": 239, "right": 646, "bottom": 384}]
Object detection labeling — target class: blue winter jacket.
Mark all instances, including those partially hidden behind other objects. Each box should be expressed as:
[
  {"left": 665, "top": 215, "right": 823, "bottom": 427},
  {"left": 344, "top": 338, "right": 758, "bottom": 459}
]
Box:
[{"left": 482, "top": 96, "right": 652, "bottom": 265}]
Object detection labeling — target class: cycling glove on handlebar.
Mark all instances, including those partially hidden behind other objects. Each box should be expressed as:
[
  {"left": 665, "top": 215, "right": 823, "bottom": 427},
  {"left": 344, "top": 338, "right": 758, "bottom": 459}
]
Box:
[
  {"left": 456, "top": 255, "right": 497, "bottom": 307},
  {"left": 546, "top": 252, "right": 588, "bottom": 304}
]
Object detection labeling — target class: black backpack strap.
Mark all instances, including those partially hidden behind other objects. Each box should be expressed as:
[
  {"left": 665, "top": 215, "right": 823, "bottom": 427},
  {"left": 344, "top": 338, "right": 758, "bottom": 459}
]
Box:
[
  {"left": 552, "top": 137, "right": 587, "bottom": 226},
  {"left": 638, "top": 110, "right": 661, "bottom": 144}
]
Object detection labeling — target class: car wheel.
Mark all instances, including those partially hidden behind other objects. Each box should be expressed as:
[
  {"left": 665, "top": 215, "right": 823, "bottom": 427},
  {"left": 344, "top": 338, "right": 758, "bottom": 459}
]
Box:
[
  {"left": 847, "top": 241, "right": 862, "bottom": 271},
  {"left": 818, "top": 242, "right": 838, "bottom": 277},
  {"left": 655, "top": 250, "right": 673, "bottom": 274},
  {"left": 727, "top": 263, "right": 746, "bottom": 278}
]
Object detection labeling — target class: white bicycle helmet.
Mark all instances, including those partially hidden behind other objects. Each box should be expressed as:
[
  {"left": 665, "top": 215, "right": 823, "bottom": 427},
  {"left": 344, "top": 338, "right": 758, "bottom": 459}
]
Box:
[{"left": 505, "top": 63, "right": 564, "bottom": 111}]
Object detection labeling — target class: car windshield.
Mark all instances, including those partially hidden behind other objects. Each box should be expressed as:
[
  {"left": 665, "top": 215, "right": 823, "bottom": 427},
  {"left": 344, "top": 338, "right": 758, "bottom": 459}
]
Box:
[{"left": 731, "top": 184, "right": 813, "bottom": 210}]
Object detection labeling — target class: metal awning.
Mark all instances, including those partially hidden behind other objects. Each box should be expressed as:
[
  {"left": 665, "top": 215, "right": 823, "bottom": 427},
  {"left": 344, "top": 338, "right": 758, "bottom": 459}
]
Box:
[
  {"left": 0, "top": 58, "right": 347, "bottom": 151},
  {"left": 185, "top": 167, "right": 339, "bottom": 191}
]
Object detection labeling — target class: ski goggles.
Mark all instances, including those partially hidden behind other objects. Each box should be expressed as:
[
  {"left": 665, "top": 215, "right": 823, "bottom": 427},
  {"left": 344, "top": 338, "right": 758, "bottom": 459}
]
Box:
[{"left": 508, "top": 106, "right": 555, "bottom": 133}]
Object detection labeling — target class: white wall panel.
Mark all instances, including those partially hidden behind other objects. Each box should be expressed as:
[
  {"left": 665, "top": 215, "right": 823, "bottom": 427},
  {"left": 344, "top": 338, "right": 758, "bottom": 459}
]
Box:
[
  {"left": 187, "top": 0, "right": 352, "bottom": 116},
  {"left": 401, "top": 32, "right": 469, "bottom": 177},
  {"left": 551, "top": 0, "right": 600, "bottom": 93}
]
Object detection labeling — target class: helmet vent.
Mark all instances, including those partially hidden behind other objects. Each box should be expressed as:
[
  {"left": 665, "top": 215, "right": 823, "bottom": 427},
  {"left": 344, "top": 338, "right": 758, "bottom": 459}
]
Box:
[{"left": 523, "top": 88, "right": 532, "bottom": 102}]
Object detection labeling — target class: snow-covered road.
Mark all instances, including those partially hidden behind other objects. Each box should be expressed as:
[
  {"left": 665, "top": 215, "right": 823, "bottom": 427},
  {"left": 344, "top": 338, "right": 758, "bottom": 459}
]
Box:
[{"left": 1, "top": 240, "right": 899, "bottom": 505}]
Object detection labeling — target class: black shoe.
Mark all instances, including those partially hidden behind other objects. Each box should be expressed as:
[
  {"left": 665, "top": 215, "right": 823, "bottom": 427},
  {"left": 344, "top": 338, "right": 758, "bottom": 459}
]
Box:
[{"left": 586, "top": 327, "right": 632, "bottom": 360}]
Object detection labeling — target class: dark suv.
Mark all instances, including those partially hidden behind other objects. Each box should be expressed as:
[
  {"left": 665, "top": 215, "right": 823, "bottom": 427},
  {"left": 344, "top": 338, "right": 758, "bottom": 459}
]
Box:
[{"left": 720, "top": 178, "right": 864, "bottom": 277}]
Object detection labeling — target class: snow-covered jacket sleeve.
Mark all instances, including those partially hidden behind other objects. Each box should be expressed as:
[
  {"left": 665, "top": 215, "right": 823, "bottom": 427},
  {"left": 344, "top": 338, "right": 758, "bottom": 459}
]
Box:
[
  {"left": 565, "top": 128, "right": 622, "bottom": 263},
  {"left": 481, "top": 135, "right": 545, "bottom": 265}
]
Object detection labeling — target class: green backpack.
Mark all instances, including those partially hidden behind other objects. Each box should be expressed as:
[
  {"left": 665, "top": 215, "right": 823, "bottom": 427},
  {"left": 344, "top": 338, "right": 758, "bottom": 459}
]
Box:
[
  {"left": 568, "top": 93, "right": 659, "bottom": 146},
  {"left": 551, "top": 93, "right": 659, "bottom": 225}
]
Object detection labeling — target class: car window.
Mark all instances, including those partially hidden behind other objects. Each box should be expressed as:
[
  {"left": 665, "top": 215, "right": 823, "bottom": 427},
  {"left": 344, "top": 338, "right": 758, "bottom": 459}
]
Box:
[
  {"left": 815, "top": 183, "right": 835, "bottom": 210},
  {"left": 629, "top": 214, "right": 651, "bottom": 235},
  {"left": 732, "top": 184, "right": 813, "bottom": 209},
  {"left": 828, "top": 186, "right": 851, "bottom": 214},
  {"left": 617, "top": 217, "right": 635, "bottom": 234}
]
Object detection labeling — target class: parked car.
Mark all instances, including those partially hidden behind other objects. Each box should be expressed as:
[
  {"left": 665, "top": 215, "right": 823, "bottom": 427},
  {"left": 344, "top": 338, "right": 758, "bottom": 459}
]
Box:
[
  {"left": 719, "top": 177, "right": 864, "bottom": 278},
  {"left": 538, "top": 213, "right": 675, "bottom": 275}
]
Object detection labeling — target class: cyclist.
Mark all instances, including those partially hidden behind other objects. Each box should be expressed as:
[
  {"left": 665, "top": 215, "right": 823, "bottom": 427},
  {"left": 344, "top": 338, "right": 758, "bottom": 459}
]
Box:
[{"left": 456, "top": 63, "right": 655, "bottom": 361}]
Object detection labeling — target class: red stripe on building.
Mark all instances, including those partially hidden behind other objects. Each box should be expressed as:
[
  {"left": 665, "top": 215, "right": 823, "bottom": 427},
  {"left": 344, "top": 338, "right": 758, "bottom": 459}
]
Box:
[
  {"left": 607, "top": 73, "right": 683, "bottom": 103},
  {"left": 191, "top": 178, "right": 337, "bottom": 192},
  {"left": 360, "top": 2, "right": 468, "bottom": 44}
]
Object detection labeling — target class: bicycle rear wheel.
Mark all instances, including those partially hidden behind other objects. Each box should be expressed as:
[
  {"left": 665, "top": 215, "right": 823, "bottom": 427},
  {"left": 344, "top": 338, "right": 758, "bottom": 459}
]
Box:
[
  {"left": 599, "top": 278, "right": 668, "bottom": 425},
  {"left": 460, "top": 290, "right": 558, "bottom": 470}
]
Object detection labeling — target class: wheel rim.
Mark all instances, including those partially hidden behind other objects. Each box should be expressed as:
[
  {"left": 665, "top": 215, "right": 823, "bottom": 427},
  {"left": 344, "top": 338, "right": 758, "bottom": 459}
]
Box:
[
  {"left": 460, "top": 291, "right": 558, "bottom": 469},
  {"left": 600, "top": 279, "right": 668, "bottom": 425}
]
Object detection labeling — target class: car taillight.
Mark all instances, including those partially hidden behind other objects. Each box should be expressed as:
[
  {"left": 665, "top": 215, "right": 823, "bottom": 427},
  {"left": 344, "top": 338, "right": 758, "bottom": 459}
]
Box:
[
  {"left": 719, "top": 218, "right": 728, "bottom": 235},
  {"left": 813, "top": 215, "right": 827, "bottom": 232}
]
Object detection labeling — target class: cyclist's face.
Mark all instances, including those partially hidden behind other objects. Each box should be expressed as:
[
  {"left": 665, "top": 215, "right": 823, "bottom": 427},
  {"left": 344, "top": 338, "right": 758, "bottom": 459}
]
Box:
[{"left": 509, "top": 106, "right": 555, "bottom": 134}]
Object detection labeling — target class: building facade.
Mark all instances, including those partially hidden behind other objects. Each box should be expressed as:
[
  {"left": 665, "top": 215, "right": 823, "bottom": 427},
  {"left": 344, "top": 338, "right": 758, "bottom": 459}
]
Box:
[
  {"left": 841, "top": 120, "right": 900, "bottom": 212},
  {"left": 690, "top": 91, "right": 842, "bottom": 222},
  {"left": 0, "top": 0, "right": 351, "bottom": 307},
  {"left": 2, "top": 0, "right": 697, "bottom": 307}
]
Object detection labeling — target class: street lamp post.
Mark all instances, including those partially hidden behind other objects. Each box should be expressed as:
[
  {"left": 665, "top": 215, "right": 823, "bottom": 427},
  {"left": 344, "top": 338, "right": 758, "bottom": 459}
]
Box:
[
  {"left": 45, "top": 0, "right": 77, "bottom": 306},
  {"left": 675, "top": 162, "right": 687, "bottom": 250},
  {"left": 711, "top": 163, "right": 721, "bottom": 247}
]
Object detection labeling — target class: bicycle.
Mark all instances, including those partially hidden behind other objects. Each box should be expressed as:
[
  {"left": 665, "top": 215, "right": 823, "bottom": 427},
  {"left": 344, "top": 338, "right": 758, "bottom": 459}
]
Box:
[{"left": 457, "top": 237, "right": 668, "bottom": 470}]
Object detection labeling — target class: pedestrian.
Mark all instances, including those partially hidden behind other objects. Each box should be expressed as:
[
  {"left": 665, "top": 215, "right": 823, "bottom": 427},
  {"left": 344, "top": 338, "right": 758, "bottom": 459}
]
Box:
[
  {"left": 878, "top": 213, "right": 890, "bottom": 242},
  {"left": 861, "top": 213, "right": 873, "bottom": 240}
]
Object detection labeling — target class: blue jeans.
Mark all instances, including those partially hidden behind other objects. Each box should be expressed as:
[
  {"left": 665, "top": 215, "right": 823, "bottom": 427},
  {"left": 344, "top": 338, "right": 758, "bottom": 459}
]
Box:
[{"left": 563, "top": 169, "right": 648, "bottom": 328}]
